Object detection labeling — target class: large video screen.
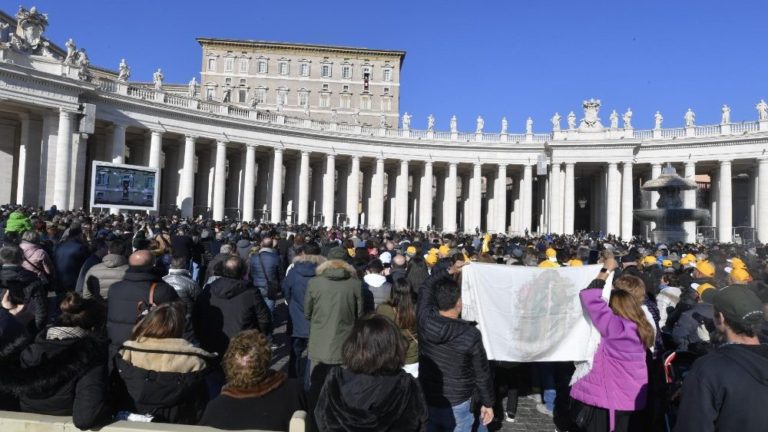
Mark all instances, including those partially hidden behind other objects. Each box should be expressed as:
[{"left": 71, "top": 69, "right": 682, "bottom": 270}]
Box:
[{"left": 90, "top": 162, "right": 159, "bottom": 211}]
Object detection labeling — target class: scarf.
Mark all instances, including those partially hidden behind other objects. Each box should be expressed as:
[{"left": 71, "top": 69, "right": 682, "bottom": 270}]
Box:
[{"left": 46, "top": 326, "right": 88, "bottom": 340}]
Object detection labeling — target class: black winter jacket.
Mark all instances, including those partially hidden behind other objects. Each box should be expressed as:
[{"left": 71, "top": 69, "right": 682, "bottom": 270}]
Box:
[
  {"left": 0, "top": 332, "right": 111, "bottom": 430},
  {"left": 315, "top": 367, "right": 427, "bottom": 432},
  {"left": 194, "top": 277, "right": 271, "bottom": 357},
  {"left": 106, "top": 268, "right": 178, "bottom": 356},
  {"left": 675, "top": 343, "right": 768, "bottom": 432},
  {"left": 0, "top": 265, "right": 48, "bottom": 334},
  {"left": 113, "top": 347, "right": 210, "bottom": 424},
  {"left": 417, "top": 268, "right": 494, "bottom": 408}
]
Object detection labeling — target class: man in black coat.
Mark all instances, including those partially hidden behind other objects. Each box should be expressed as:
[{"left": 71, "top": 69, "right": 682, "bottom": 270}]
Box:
[
  {"left": 194, "top": 255, "right": 271, "bottom": 358},
  {"left": 53, "top": 224, "right": 89, "bottom": 293},
  {"left": 417, "top": 257, "right": 494, "bottom": 430},
  {"left": 106, "top": 250, "right": 178, "bottom": 359},
  {"left": 675, "top": 286, "right": 768, "bottom": 431}
]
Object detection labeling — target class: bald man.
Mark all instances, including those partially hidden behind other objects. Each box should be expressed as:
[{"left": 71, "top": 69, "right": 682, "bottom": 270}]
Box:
[{"left": 106, "top": 250, "right": 179, "bottom": 359}]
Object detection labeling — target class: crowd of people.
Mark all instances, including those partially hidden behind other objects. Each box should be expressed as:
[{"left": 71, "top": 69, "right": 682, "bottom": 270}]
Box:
[{"left": 0, "top": 204, "right": 766, "bottom": 432}]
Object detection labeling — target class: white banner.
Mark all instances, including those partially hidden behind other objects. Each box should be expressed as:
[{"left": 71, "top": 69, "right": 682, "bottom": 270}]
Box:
[{"left": 461, "top": 263, "right": 610, "bottom": 362}]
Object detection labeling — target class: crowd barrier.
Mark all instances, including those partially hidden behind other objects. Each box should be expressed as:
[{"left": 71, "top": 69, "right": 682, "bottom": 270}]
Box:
[{"left": 0, "top": 410, "right": 307, "bottom": 432}]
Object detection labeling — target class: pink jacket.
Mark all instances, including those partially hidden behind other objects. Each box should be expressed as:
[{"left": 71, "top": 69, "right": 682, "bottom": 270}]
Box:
[
  {"left": 19, "top": 240, "right": 53, "bottom": 278},
  {"left": 570, "top": 282, "right": 648, "bottom": 431}
]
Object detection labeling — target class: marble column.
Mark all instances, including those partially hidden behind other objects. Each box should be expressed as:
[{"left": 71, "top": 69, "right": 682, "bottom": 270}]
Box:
[
  {"left": 370, "top": 158, "right": 385, "bottom": 229},
  {"left": 347, "top": 156, "right": 360, "bottom": 227},
  {"left": 111, "top": 124, "right": 126, "bottom": 164},
  {"left": 496, "top": 164, "right": 507, "bottom": 233},
  {"left": 297, "top": 151, "right": 310, "bottom": 224},
  {"left": 718, "top": 160, "right": 733, "bottom": 242},
  {"left": 148, "top": 130, "right": 163, "bottom": 170},
  {"left": 444, "top": 162, "right": 458, "bottom": 232},
  {"left": 179, "top": 135, "right": 196, "bottom": 218},
  {"left": 322, "top": 154, "right": 335, "bottom": 226},
  {"left": 242, "top": 145, "right": 256, "bottom": 221},
  {"left": 15, "top": 113, "right": 30, "bottom": 205},
  {"left": 563, "top": 163, "right": 575, "bottom": 235},
  {"left": 607, "top": 162, "right": 621, "bottom": 236},
  {"left": 420, "top": 161, "right": 433, "bottom": 230},
  {"left": 620, "top": 161, "right": 633, "bottom": 240},
  {"left": 212, "top": 141, "right": 227, "bottom": 221},
  {"left": 549, "top": 163, "right": 562, "bottom": 233},
  {"left": 522, "top": 164, "right": 533, "bottom": 234},
  {"left": 53, "top": 109, "right": 74, "bottom": 210},
  {"left": 683, "top": 161, "right": 697, "bottom": 242},
  {"left": 471, "top": 163, "right": 482, "bottom": 232},
  {"left": 270, "top": 148, "right": 283, "bottom": 223},
  {"left": 757, "top": 157, "right": 768, "bottom": 243}
]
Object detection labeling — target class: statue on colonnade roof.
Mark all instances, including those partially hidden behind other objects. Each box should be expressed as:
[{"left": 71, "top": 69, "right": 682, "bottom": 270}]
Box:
[{"left": 13, "top": 5, "right": 48, "bottom": 53}]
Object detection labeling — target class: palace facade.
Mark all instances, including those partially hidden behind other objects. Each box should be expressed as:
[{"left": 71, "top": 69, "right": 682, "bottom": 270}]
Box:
[{"left": 0, "top": 6, "right": 766, "bottom": 243}]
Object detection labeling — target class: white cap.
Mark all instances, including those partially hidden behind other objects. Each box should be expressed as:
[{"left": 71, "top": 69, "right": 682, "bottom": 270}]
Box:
[{"left": 379, "top": 251, "right": 392, "bottom": 265}]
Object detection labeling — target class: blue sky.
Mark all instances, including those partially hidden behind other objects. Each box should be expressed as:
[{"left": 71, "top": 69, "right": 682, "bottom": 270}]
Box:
[{"left": 20, "top": 0, "right": 767, "bottom": 132}]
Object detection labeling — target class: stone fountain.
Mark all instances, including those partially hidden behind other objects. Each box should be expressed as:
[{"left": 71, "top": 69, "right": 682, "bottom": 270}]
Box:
[{"left": 634, "top": 164, "right": 710, "bottom": 243}]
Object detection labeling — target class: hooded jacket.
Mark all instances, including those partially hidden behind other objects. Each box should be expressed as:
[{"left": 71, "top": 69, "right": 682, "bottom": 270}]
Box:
[
  {"left": 569, "top": 280, "right": 648, "bottom": 431},
  {"left": 416, "top": 268, "right": 494, "bottom": 409},
  {"left": 4, "top": 211, "right": 32, "bottom": 234},
  {"left": 305, "top": 260, "right": 362, "bottom": 364},
  {"left": 53, "top": 239, "right": 89, "bottom": 293},
  {"left": 0, "top": 332, "right": 111, "bottom": 430},
  {"left": 675, "top": 344, "right": 768, "bottom": 432},
  {"left": 114, "top": 338, "right": 215, "bottom": 424},
  {"left": 194, "top": 276, "right": 271, "bottom": 357},
  {"left": 315, "top": 367, "right": 428, "bottom": 432},
  {"left": 19, "top": 240, "right": 54, "bottom": 278},
  {"left": 82, "top": 254, "right": 129, "bottom": 299},
  {"left": 163, "top": 269, "right": 201, "bottom": 320},
  {"left": 672, "top": 302, "right": 714, "bottom": 352},
  {"left": 283, "top": 254, "right": 326, "bottom": 338},
  {"left": 363, "top": 273, "right": 392, "bottom": 311}
]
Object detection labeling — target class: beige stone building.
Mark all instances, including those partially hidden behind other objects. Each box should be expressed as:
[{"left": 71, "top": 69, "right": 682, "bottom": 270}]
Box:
[{"left": 197, "top": 38, "right": 405, "bottom": 127}]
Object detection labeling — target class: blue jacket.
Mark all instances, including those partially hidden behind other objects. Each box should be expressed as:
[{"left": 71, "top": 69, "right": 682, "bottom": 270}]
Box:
[
  {"left": 249, "top": 248, "right": 282, "bottom": 290},
  {"left": 53, "top": 239, "right": 89, "bottom": 292},
  {"left": 283, "top": 255, "right": 326, "bottom": 338}
]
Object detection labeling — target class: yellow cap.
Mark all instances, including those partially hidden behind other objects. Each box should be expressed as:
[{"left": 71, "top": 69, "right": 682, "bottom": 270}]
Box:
[
  {"left": 662, "top": 259, "right": 673, "bottom": 268},
  {"left": 545, "top": 248, "right": 557, "bottom": 258},
  {"left": 728, "top": 257, "right": 746, "bottom": 270},
  {"left": 693, "top": 282, "right": 715, "bottom": 297},
  {"left": 566, "top": 259, "right": 584, "bottom": 267},
  {"left": 406, "top": 246, "right": 417, "bottom": 255},
  {"left": 643, "top": 255, "right": 658, "bottom": 266},
  {"left": 425, "top": 253, "right": 438, "bottom": 266},
  {"left": 347, "top": 248, "right": 355, "bottom": 258},
  {"left": 438, "top": 244, "right": 450, "bottom": 257},
  {"left": 695, "top": 260, "right": 716, "bottom": 278},
  {"left": 730, "top": 267, "right": 751, "bottom": 283},
  {"left": 539, "top": 259, "right": 560, "bottom": 268}
]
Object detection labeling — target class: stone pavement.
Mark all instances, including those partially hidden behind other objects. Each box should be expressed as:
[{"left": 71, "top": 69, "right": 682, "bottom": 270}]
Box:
[{"left": 270, "top": 302, "right": 557, "bottom": 432}]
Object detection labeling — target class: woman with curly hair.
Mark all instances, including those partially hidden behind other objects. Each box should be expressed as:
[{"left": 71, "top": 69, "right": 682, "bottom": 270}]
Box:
[{"left": 199, "top": 329, "right": 306, "bottom": 430}]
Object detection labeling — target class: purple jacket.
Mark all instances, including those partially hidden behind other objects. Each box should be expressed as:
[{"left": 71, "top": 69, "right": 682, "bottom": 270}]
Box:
[{"left": 570, "top": 280, "right": 648, "bottom": 431}]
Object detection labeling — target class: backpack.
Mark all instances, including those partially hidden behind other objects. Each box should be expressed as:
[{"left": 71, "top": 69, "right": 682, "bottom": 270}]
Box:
[{"left": 136, "top": 282, "right": 158, "bottom": 322}]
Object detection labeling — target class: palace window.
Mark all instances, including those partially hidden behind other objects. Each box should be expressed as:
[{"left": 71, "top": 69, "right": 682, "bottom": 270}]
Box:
[
  {"left": 239, "top": 78, "right": 246, "bottom": 86},
  {"left": 225, "top": 58, "right": 234, "bottom": 73},
  {"left": 360, "top": 95, "right": 371, "bottom": 110},
  {"left": 278, "top": 61, "right": 289, "bottom": 75},
  {"left": 320, "top": 94, "right": 330, "bottom": 108},
  {"left": 257, "top": 60, "right": 268, "bottom": 74},
  {"left": 255, "top": 88, "right": 266, "bottom": 104},
  {"left": 321, "top": 64, "right": 331, "bottom": 78},
  {"left": 238, "top": 58, "right": 248, "bottom": 74},
  {"left": 277, "top": 89, "right": 288, "bottom": 106},
  {"left": 381, "top": 97, "right": 392, "bottom": 111},
  {"left": 340, "top": 94, "right": 351, "bottom": 109},
  {"left": 225, "top": 77, "right": 232, "bottom": 86},
  {"left": 342, "top": 65, "right": 352, "bottom": 79},
  {"left": 383, "top": 87, "right": 390, "bottom": 95},
  {"left": 298, "top": 90, "right": 309, "bottom": 107},
  {"left": 206, "top": 86, "right": 215, "bottom": 100},
  {"left": 238, "top": 88, "right": 247, "bottom": 103},
  {"left": 383, "top": 68, "right": 392, "bottom": 82},
  {"left": 299, "top": 62, "right": 310, "bottom": 76},
  {"left": 207, "top": 58, "right": 216, "bottom": 71}
]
